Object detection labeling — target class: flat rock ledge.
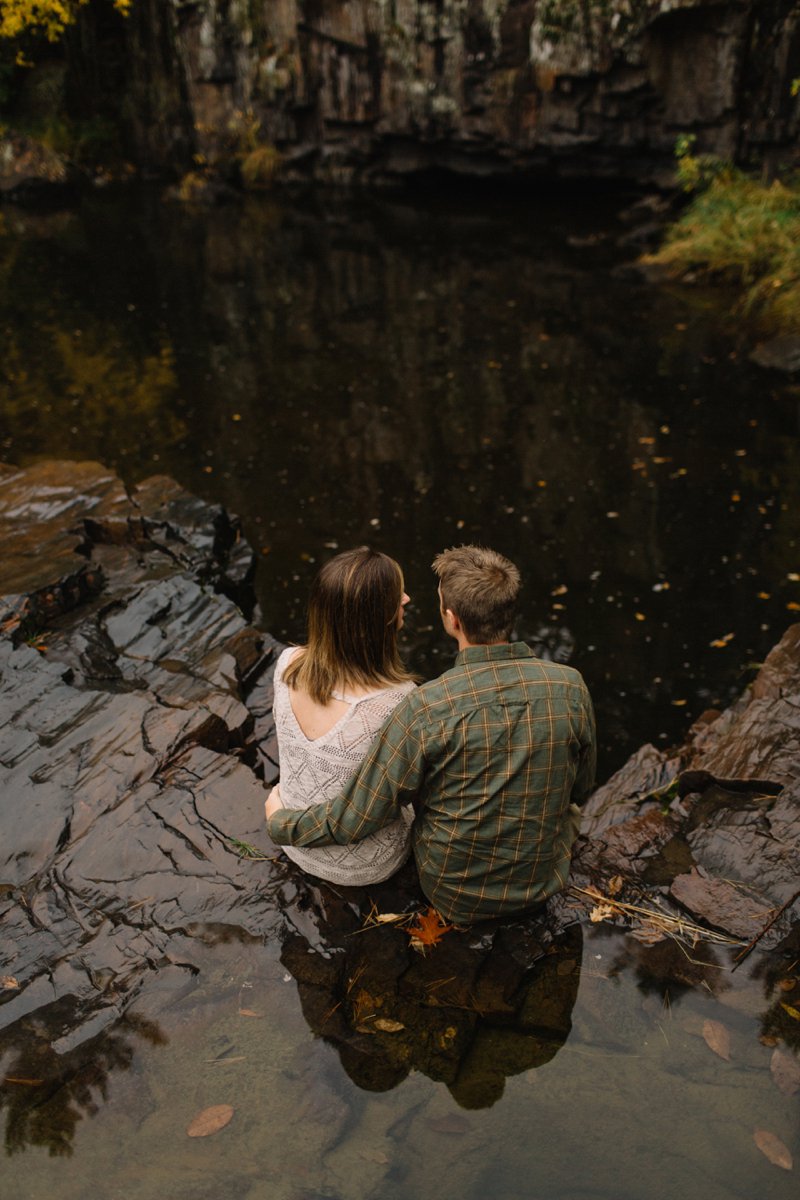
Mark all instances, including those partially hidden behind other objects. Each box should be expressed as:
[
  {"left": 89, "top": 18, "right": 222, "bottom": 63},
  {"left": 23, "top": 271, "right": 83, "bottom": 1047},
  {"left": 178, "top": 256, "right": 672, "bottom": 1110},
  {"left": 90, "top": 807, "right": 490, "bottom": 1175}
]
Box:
[{"left": 1, "top": 461, "right": 798, "bottom": 1086}]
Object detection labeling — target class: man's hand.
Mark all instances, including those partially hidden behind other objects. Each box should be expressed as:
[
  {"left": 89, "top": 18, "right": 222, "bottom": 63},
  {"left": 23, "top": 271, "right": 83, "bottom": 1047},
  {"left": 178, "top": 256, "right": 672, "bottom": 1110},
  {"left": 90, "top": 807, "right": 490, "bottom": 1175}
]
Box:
[{"left": 264, "top": 784, "right": 282, "bottom": 822}]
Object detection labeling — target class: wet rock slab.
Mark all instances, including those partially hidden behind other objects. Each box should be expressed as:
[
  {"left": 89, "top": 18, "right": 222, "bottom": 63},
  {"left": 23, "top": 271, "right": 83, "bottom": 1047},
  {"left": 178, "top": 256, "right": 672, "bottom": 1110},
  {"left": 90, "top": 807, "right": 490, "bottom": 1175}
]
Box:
[
  {"left": 578, "top": 623, "right": 800, "bottom": 948},
  {"left": 0, "top": 461, "right": 283, "bottom": 1052}
]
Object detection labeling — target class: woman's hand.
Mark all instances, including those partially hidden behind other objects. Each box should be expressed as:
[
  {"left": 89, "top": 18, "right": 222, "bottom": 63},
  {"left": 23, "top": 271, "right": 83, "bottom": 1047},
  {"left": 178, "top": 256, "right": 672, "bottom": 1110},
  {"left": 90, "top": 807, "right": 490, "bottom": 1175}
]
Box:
[{"left": 264, "top": 784, "right": 282, "bottom": 822}]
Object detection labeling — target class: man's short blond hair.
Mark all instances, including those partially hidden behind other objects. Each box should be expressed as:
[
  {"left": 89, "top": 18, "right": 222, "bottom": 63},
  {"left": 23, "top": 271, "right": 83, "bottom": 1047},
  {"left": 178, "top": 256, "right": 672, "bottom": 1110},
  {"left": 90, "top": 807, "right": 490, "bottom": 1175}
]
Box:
[{"left": 432, "top": 545, "right": 521, "bottom": 644}]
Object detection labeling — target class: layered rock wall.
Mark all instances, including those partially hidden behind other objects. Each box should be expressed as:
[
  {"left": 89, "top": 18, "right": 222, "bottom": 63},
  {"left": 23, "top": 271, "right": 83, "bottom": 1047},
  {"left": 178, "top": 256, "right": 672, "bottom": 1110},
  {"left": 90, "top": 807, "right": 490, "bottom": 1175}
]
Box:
[{"left": 106, "top": 0, "right": 800, "bottom": 182}]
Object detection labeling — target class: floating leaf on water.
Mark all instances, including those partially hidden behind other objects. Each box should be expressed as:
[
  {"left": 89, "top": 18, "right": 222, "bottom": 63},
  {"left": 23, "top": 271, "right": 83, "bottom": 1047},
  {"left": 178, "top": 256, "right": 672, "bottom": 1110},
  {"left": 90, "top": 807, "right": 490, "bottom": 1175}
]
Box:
[
  {"left": 780, "top": 1003, "right": 800, "bottom": 1020},
  {"left": 373, "top": 1018, "right": 405, "bottom": 1033},
  {"left": 753, "top": 1128, "right": 793, "bottom": 1170},
  {"left": 702, "top": 1019, "right": 731, "bottom": 1061},
  {"left": 672, "top": 699, "right": 687, "bottom": 707},
  {"left": 551, "top": 584, "right": 568, "bottom": 596},
  {"left": 771, "top": 1048, "right": 800, "bottom": 1097},
  {"left": 787, "top": 602, "right": 800, "bottom": 613},
  {"left": 186, "top": 1104, "right": 234, "bottom": 1138}
]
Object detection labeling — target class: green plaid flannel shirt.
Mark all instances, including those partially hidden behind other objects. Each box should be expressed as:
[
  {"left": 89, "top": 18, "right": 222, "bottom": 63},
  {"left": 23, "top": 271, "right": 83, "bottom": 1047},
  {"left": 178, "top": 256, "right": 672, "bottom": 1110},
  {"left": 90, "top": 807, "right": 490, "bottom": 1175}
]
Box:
[{"left": 267, "top": 642, "right": 596, "bottom": 924}]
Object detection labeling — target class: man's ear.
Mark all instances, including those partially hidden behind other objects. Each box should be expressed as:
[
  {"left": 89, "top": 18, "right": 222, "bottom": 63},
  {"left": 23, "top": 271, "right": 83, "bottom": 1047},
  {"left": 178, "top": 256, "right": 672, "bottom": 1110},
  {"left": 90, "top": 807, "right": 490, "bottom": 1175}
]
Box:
[{"left": 441, "top": 606, "right": 461, "bottom": 639}]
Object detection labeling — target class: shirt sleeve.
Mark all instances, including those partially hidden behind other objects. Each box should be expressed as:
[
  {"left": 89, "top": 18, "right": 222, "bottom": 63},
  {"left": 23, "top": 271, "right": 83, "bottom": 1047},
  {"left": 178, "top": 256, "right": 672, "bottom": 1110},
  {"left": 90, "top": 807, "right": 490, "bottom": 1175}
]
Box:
[
  {"left": 267, "top": 696, "right": 426, "bottom": 847},
  {"left": 571, "top": 688, "right": 597, "bottom": 806}
]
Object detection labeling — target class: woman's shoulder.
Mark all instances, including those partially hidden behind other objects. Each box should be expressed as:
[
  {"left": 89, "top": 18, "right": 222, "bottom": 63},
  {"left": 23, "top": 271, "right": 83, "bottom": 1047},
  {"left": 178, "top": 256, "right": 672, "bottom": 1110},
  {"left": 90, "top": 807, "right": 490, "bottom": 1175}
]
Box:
[
  {"left": 275, "top": 645, "right": 303, "bottom": 683},
  {"left": 356, "top": 679, "right": 416, "bottom": 712}
]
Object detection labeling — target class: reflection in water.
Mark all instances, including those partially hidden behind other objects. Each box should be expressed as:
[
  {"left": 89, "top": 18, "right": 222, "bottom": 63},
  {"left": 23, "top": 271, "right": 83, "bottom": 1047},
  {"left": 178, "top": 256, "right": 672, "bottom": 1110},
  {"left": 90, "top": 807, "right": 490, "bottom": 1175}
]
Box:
[
  {"left": 0, "top": 1006, "right": 165, "bottom": 1157},
  {"left": 608, "top": 934, "right": 730, "bottom": 1002},
  {"left": 2, "top": 190, "right": 800, "bottom": 776},
  {"left": 279, "top": 864, "right": 582, "bottom": 1110}
]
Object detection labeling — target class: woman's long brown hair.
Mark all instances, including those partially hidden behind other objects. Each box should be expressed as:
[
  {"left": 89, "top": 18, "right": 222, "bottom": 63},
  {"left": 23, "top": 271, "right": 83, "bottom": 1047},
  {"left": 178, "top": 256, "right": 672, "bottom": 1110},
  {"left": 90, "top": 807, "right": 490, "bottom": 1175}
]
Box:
[{"left": 283, "top": 548, "right": 414, "bottom": 704}]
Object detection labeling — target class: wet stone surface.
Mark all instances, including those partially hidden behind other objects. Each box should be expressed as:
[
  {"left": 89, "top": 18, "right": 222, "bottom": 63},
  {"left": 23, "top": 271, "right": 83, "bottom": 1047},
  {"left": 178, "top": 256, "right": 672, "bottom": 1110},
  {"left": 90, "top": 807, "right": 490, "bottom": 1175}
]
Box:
[{"left": 1, "top": 461, "right": 799, "bottom": 1095}]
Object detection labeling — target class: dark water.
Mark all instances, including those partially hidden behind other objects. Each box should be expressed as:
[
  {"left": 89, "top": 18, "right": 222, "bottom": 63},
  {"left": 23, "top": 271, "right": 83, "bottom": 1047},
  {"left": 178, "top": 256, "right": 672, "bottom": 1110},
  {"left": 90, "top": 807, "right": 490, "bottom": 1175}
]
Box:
[
  {"left": 1, "top": 186, "right": 799, "bottom": 1198},
  {"left": 2, "top": 187, "right": 799, "bottom": 775}
]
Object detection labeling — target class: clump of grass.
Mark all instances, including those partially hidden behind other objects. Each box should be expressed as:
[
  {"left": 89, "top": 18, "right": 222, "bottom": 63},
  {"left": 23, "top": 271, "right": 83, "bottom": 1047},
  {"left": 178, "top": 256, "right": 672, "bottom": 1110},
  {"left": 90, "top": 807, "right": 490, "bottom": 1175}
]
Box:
[
  {"left": 240, "top": 143, "right": 282, "bottom": 189},
  {"left": 646, "top": 161, "right": 800, "bottom": 335}
]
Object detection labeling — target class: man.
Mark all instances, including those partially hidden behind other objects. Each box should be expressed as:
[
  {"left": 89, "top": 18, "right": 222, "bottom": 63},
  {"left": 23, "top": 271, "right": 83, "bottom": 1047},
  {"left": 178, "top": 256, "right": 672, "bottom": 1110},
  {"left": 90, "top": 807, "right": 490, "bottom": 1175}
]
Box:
[{"left": 266, "top": 545, "right": 596, "bottom": 925}]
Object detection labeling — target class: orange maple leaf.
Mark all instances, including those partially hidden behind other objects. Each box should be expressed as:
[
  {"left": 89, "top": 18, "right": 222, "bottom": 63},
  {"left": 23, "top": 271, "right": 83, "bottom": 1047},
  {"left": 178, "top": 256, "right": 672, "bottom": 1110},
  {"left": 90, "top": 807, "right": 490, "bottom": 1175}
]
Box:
[{"left": 406, "top": 908, "right": 453, "bottom": 952}]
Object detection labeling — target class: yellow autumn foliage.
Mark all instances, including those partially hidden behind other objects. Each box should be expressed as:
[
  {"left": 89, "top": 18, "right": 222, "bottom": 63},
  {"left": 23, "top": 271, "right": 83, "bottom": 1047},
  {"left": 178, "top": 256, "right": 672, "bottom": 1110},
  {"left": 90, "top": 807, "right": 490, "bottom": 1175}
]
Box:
[{"left": 0, "top": 0, "right": 130, "bottom": 43}]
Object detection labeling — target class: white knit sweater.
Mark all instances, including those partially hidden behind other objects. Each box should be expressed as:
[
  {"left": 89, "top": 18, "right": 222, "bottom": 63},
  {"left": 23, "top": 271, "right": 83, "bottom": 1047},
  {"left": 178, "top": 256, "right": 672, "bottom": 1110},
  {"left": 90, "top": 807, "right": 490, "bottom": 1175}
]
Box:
[{"left": 272, "top": 647, "right": 415, "bottom": 884}]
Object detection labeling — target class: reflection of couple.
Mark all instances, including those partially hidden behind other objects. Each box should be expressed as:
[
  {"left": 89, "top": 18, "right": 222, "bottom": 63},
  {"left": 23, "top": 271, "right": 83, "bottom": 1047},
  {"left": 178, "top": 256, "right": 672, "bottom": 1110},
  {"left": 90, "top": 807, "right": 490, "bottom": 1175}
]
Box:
[{"left": 266, "top": 544, "right": 596, "bottom": 925}]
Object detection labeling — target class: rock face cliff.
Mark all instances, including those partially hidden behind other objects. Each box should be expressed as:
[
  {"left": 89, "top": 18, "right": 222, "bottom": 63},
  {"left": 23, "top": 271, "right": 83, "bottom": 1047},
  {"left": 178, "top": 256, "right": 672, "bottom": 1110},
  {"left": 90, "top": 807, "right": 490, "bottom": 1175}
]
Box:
[{"left": 107, "top": 0, "right": 800, "bottom": 183}]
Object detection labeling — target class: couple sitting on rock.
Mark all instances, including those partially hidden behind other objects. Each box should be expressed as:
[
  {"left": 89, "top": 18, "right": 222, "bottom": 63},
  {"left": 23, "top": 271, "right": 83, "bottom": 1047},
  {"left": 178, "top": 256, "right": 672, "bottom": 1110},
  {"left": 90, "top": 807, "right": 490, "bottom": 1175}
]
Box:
[{"left": 265, "top": 545, "right": 596, "bottom": 926}]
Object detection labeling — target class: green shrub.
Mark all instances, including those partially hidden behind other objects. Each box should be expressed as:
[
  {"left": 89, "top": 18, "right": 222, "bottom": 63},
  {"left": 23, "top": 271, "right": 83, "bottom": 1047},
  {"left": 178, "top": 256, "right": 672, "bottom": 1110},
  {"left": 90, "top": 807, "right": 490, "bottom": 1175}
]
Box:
[{"left": 647, "top": 164, "right": 800, "bottom": 335}]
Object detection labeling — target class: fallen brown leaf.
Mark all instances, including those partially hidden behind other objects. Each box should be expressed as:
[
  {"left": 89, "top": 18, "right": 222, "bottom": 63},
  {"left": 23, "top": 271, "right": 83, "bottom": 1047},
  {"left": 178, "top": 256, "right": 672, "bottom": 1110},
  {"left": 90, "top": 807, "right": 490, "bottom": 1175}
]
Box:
[
  {"left": 589, "top": 903, "right": 617, "bottom": 923},
  {"left": 186, "top": 1104, "right": 234, "bottom": 1138},
  {"left": 373, "top": 1018, "right": 405, "bottom": 1033},
  {"left": 702, "top": 1018, "right": 731, "bottom": 1061},
  {"left": 406, "top": 908, "right": 453, "bottom": 952},
  {"left": 238, "top": 1009, "right": 262, "bottom": 1018},
  {"left": 771, "top": 1048, "right": 800, "bottom": 1097},
  {"left": 753, "top": 1128, "right": 793, "bottom": 1170}
]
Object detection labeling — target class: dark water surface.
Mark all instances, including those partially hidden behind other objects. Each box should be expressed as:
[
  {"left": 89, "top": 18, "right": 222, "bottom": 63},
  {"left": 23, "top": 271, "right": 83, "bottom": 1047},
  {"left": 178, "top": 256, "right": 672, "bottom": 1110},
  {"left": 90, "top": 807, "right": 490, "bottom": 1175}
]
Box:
[
  {"left": 1, "top": 188, "right": 799, "bottom": 1197},
  {"left": 2, "top": 186, "right": 799, "bottom": 775}
]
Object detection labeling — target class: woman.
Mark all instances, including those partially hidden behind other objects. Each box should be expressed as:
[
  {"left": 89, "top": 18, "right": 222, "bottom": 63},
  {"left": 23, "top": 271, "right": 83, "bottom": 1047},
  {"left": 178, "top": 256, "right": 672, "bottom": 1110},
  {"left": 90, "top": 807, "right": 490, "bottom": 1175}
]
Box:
[{"left": 269, "top": 547, "right": 416, "bottom": 884}]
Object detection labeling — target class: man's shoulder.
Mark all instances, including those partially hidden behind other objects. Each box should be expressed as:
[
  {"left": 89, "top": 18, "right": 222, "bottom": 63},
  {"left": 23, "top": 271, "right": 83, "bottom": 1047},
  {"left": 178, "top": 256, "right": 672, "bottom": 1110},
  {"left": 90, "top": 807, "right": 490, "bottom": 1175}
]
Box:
[{"left": 530, "top": 658, "right": 588, "bottom": 687}]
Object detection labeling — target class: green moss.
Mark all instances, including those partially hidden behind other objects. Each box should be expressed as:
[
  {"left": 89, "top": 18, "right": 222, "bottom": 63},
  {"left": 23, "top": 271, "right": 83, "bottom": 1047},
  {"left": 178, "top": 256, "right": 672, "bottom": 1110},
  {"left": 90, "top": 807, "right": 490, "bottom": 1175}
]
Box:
[{"left": 647, "top": 169, "right": 800, "bottom": 335}]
